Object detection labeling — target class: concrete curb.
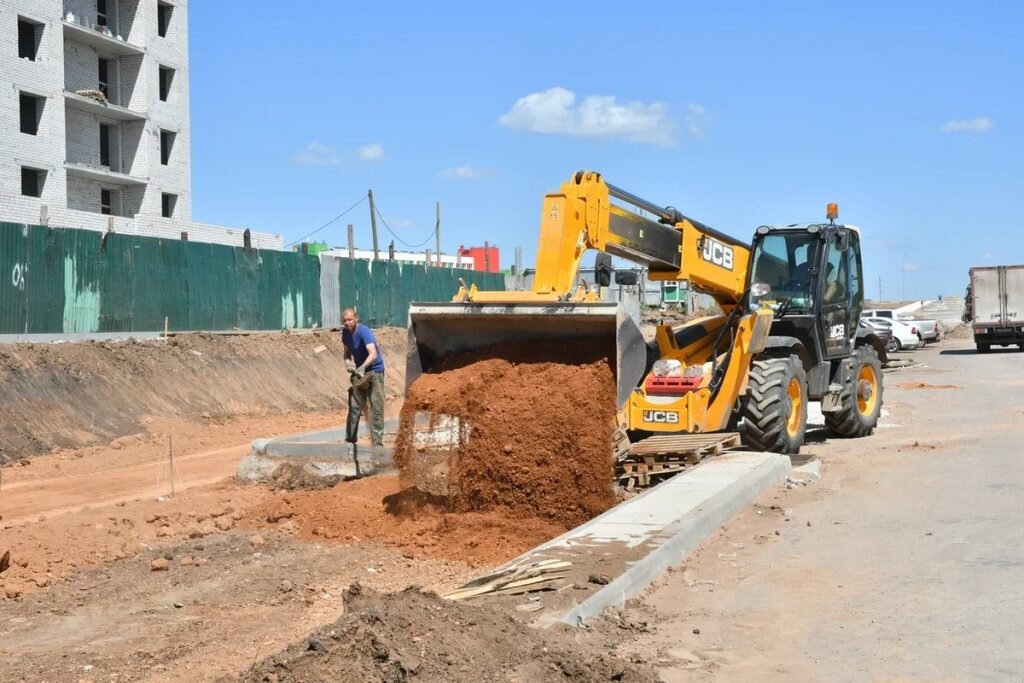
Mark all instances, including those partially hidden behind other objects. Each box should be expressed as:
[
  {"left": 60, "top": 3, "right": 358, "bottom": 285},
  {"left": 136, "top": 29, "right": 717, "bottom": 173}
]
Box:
[{"left": 538, "top": 451, "right": 792, "bottom": 627}]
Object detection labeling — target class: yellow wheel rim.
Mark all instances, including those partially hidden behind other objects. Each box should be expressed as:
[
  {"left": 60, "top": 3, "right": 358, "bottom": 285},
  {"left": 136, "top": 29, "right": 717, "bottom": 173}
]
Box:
[
  {"left": 786, "top": 377, "right": 803, "bottom": 437},
  {"left": 857, "top": 364, "right": 878, "bottom": 416}
]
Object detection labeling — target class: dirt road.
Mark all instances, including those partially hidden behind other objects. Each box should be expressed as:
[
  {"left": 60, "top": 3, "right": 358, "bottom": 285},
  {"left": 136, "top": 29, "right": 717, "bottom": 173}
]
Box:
[{"left": 620, "top": 341, "right": 1024, "bottom": 681}]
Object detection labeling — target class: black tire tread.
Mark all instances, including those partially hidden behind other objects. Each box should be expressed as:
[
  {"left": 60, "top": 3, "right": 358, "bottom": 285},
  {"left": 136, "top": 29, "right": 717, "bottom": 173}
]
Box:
[
  {"left": 741, "top": 355, "right": 807, "bottom": 454},
  {"left": 825, "top": 345, "right": 883, "bottom": 438}
]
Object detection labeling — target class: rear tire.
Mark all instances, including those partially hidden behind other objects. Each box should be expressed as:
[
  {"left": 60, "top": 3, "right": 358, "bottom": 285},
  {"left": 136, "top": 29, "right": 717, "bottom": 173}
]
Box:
[
  {"left": 825, "top": 345, "right": 883, "bottom": 438},
  {"left": 977, "top": 343, "right": 991, "bottom": 353},
  {"left": 741, "top": 355, "right": 807, "bottom": 454},
  {"left": 894, "top": 338, "right": 903, "bottom": 351}
]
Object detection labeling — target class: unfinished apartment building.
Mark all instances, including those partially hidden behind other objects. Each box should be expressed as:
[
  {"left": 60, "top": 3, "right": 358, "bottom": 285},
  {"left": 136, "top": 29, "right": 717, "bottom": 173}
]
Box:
[{"left": 1, "top": 1, "right": 281, "bottom": 248}]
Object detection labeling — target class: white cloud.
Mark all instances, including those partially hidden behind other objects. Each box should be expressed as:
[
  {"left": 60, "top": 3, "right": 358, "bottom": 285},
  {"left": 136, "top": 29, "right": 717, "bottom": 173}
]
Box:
[
  {"left": 940, "top": 117, "right": 994, "bottom": 133},
  {"left": 901, "top": 262, "right": 921, "bottom": 272},
  {"left": 358, "top": 143, "right": 385, "bottom": 161},
  {"left": 498, "top": 86, "right": 676, "bottom": 145},
  {"left": 292, "top": 141, "right": 340, "bottom": 166},
  {"left": 685, "top": 102, "right": 708, "bottom": 137},
  {"left": 441, "top": 165, "right": 490, "bottom": 180}
]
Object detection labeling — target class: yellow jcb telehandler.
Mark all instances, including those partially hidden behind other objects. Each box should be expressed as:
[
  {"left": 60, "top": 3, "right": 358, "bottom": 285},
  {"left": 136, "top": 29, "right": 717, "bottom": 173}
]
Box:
[{"left": 405, "top": 171, "right": 884, "bottom": 466}]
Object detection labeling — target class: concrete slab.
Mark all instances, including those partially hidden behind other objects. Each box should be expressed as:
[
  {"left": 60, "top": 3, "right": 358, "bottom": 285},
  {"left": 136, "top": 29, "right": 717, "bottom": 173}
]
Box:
[
  {"left": 236, "top": 442, "right": 393, "bottom": 483},
  {"left": 0, "top": 332, "right": 162, "bottom": 344},
  {"left": 238, "top": 419, "right": 399, "bottom": 485},
  {"left": 469, "top": 451, "right": 791, "bottom": 627}
]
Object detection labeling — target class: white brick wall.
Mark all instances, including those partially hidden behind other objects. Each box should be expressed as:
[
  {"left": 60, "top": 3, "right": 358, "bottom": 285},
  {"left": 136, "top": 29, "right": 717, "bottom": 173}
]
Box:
[
  {"left": 0, "top": 191, "right": 283, "bottom": 250},
  {"left": 1, "top": 1, "right": 277, "bottom": 249}
]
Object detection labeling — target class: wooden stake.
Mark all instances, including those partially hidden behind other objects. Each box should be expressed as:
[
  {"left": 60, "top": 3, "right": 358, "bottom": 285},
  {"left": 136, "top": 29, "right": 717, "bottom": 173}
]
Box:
[{"left": 168, "top": 435, "right": 176, "bottom": 497}]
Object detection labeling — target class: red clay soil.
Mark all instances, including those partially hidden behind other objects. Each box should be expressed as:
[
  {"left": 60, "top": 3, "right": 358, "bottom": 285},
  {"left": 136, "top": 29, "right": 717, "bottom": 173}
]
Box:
[
  {"left": 245, "top": 474, "right": 566, "bottom": 567},
  {"left": 896, "top": 381, "right": 961, "bottom": 390},
  {"left": 395, "top": 339, "right": 618, "bottom": 529}
]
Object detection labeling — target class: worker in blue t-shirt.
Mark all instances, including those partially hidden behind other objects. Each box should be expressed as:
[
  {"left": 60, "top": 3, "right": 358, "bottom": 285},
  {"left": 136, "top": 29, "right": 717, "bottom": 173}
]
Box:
[{"left": 341, "top": 307, "right": 386, "bottom": 446}]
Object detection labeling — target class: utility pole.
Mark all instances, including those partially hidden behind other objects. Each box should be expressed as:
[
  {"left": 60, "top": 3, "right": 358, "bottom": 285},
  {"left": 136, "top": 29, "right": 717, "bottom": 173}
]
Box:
[
  {"left": 435, "top": 202, "right": 442, "bottom": 266},
  {"left": 368, "top": 189, "right": 379, "bottom": 260},
  {"left": 877, "top": 276, "right": 882, "bottom": 302},
  {"left": 347, "top": 224, "right": 355, "bottom": 259},
  {"left": 484, "top": 240, "right": 490, "bottom": 272}
]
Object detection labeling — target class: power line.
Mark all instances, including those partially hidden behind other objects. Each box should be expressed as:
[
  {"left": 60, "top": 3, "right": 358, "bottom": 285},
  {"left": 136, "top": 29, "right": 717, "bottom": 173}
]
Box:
[
  {"left": 286, "top": 195, "right": 367, "bottom": 248},
  {"left": 373, "top": 203, "right": 438, "bottom": 249}
]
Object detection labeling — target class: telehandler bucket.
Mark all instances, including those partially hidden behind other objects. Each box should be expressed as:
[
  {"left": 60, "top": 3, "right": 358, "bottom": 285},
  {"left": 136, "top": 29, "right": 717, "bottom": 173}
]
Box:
[
  {"left": 401, "top": 302, "right": 647, "bottom": 497},
  {"left": 405, "top": 302, "right": 647, "bottom": 411}
]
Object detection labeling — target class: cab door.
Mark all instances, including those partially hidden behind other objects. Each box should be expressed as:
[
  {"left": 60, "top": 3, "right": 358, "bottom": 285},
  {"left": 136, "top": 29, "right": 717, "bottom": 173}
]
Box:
[{"left": 818, "top": 231, "right": 853, "bottom": 359}]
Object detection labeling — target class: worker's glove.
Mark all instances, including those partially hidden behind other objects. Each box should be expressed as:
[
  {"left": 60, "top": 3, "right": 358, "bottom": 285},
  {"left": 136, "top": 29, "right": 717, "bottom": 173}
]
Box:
[{"left": 350, "top": 367, "right": 370, "bottom": 388}]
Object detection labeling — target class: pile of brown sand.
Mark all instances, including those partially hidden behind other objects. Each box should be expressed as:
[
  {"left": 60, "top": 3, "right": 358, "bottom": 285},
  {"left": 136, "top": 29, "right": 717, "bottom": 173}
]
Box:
[
  {"left": 395, "top": 339, "right": 618, "bottom": 529},
  {"left": 238, "top": 583, "right": 656, "bottom": 683}
]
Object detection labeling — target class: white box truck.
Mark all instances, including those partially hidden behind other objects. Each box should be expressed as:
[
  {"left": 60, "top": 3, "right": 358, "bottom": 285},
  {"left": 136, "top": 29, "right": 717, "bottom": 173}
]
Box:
[{"left": 964, "top": 265, "right": 1024, "bottom": 352}]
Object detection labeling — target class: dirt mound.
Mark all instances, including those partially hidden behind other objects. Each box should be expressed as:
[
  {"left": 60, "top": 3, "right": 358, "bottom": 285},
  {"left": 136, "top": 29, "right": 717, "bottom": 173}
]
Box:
[
  {"left": 238, "top": 583, "right": 656, "bottom": 683},
  {"left": 246, "top": 475, "right": 566, "bottom": 567},
  {"left": 267, "top": 462, "right": 346, "bottom": 490},
  {"left": 394, "top": 339, "right": 618, "bottom": 529},
  {"left": 944, "top": 323, "right": 973, "bottom": 340},
  {"left": 0, "top": 328, "right": 406, "bottom": 463}
]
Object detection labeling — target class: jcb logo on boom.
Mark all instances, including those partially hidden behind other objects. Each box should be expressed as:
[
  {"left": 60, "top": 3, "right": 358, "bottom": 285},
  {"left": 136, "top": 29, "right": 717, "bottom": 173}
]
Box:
[
  {"left": 701, "top": 238, "right": 734, "bottom": 271},
  {"left": 642, "top": 410, "right": 680, "bottom": 424}
]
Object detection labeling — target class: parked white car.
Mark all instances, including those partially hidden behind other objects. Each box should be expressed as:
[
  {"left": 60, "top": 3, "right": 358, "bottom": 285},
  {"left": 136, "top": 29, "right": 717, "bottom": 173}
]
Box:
[{"left": 862, "top": 317, "right": 921, "bottom": 351}]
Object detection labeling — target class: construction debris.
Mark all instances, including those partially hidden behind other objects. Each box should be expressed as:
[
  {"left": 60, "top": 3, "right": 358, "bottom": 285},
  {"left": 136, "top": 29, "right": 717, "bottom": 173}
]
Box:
[{"left": 443, "top": 559, "right": 573, "bottom": 601}]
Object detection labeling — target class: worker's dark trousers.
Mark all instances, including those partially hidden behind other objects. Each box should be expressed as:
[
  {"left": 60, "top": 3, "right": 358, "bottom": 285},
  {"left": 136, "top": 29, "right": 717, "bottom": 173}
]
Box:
[{"left": 346, "top": 371, "right": 385, "bottom": 446}]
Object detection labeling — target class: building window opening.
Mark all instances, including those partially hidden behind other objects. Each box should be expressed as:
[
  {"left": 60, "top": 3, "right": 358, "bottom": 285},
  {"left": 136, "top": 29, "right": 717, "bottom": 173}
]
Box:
[
  {"left": 19, "top": 92, "right": 43, "bottom": 135},
  {"left": 100, "top": 123, "right": 112, "bottom": 167},
  {"left": 98, "top": 57, "right": 109, "bottom": 98},
  {"left": 101, "top": 189, "right": 113, "bottom": 215},
  {"left": 18, "top": 18, "right": 42, "bottom": 61},
  {"left": 21, "top": 167, "right": 46, "bottom": 198},
  {"left": 161, "top": 193, "right": 177, "bottom": 218},
  {"left": 160, "top": 130, "right": 176, "bottom": 165},
  {"left": 158, "top": 66, "right": 174, "bottom": 101},
  {"left": 97, "top": 0, "right": 108, "bottom": 27},
  {"left": 157, "top": 2, "right": 173, "bottom": 38}
]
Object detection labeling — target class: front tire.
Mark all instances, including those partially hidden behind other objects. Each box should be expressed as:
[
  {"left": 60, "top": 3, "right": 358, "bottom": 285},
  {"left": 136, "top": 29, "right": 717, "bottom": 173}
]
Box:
[
  {"left": 977, "top": 343, "right": 991, "bottom": 353},
  {"left": 741, "top": 355, "right": 808, "bottom": 454},
  {"left": 825, "top": 345, "right": 883, "bottom": 438}
]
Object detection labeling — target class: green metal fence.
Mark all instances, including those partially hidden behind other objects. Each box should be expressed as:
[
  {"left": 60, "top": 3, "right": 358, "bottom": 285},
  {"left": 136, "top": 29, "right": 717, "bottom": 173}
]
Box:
[
  {"left": 0, "top": 222, "right": 507, "bottom": 334},
  {"left": 329, "top": 257, "right": 506, "bottom": 328},
  {"left": 0, "top": 222, "right": 319, "bottom": 334}
]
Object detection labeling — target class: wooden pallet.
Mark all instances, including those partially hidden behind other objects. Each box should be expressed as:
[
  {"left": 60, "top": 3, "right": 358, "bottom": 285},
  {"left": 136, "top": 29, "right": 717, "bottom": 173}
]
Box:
[{"left": 618, "top": 432, "right": 741, "bottom": 488}]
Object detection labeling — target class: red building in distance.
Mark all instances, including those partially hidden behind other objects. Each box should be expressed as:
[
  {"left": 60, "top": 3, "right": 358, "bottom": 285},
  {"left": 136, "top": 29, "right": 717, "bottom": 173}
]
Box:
[{"left": 458, "top": 245, "right": 500, "bottom": 272}]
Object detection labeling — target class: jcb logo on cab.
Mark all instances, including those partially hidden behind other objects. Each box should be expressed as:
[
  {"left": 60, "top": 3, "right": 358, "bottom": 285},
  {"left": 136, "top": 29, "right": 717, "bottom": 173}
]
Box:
[{"left": 642, "top": 410, "right": 680, "bottom": 424}]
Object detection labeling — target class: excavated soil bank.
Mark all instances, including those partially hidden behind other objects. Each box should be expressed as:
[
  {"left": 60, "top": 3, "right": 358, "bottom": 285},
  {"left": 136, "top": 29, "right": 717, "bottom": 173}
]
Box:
[
  {"left": 395, "top": 339, "right": 618, "bottom": 529},
  {"left": 238, "top": 583, "right": 657, "bottom": 683},
  {"left": 0, "top": 328, "right": 406, "bottom": 463}
]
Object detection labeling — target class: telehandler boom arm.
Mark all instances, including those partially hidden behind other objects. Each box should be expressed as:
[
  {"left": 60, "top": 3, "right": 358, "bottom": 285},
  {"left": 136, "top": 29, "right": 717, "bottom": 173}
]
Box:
[{"left": 461, "top": 171, "right": 751, "bottom": 309}]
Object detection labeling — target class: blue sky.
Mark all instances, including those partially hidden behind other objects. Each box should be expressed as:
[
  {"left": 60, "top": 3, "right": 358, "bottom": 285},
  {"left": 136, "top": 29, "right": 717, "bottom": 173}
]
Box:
[{"left": 188, "top": 1, "right": 1021, "bottom": 300}]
